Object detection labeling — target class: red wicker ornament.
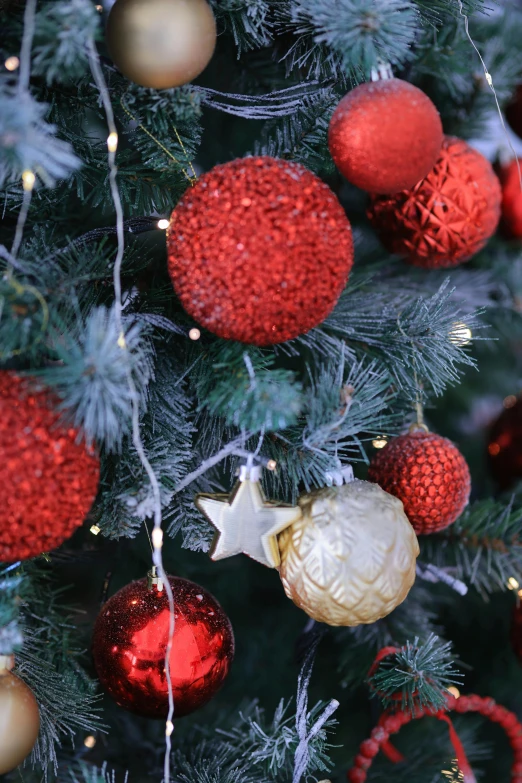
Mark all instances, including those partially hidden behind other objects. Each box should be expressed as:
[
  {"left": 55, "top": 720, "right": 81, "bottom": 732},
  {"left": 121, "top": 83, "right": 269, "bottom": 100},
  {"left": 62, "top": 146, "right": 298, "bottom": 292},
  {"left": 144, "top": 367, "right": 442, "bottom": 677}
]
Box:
[
  {"left": 93, "top": 575, "right": 234, "bottom": 718},
  {"left": 347, "top": 694, "right": 522, "bottom": 783},
  {"left": 488, "top": 398, "right": 522, "bottom": 491},
  {"left": 498, "top": 159, "right": 522, "bottom": 238},
  {"left": 167, "top": 156, "right": 354, "bottom": 346},
  {"left": 367, "top": 136, "right": 501, "bottom": 268},
  {"left": 368, "top": 430, "right": 471, "bottom": 534},
  {"left": 0, "top": 372, "right": 99, "bottom": 562},
  {"left": 328, "top": 78, "right": 442, "bottom": 194}
]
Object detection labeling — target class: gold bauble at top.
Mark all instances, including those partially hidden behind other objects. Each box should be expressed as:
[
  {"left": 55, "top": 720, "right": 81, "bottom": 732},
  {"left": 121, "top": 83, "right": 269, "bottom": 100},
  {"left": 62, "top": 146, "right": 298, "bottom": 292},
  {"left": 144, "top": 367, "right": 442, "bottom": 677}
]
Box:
[
  {"left": 278, "top": 480, "right": 419, "bottom": 627},
  {"left": 106, "top": 0, "right": 217, "bottom": 89},
  {"left": 0, "top": 668, "right": 40, "bottom": 774}
]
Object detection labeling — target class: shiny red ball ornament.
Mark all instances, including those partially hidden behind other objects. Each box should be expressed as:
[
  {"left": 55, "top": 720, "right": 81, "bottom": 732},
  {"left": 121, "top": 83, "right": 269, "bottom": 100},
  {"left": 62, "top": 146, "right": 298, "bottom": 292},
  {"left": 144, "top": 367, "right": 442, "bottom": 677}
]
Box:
[
  {"left": 328, "top": 78, "right": 443, "bottom": 194},
  {"left": 367, "top": 136, "right": 501, "bottom": 269},
  {"left": 488, "top": 397, "right": 522, "bottom": 491},
  {"left": 92, "top": 575, "right": 234, "bottom": 718},
  {"left": 498, "top": 159, "right": 522, "bottom": 238},
  {"left": 368, "top": 430, "right": 471, "bottom": 535},
  {"left": 167, "top": 156, "right": 354, "bottom": 346},
  {"left": 0, "top": 372, "right": 99, "bottom": 562},
  {"left": 506, "top": 86, "right": 522, "bottom": 140}
]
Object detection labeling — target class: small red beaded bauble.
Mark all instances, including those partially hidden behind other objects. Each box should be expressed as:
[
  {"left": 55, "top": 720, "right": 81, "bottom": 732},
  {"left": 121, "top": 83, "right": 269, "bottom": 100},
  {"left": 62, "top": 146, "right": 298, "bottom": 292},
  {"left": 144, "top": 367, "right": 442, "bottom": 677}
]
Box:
[
  {"left": 368, "top": 430, "right": 471, "bottom": 535},
  {"left": 367, "top": 136, "right": 501, "bottom": 269},
  {"left": 167, "top": 156, "right": 354, "bottom": 346},
  {"left": 498, "top": 160, "right": 522, "bottom": 238},
  {"left": 488, "top": 397, "right": 522, "bottom": 491},
  {"left": 0, "top": 372, "right": 99, "bottom": 562},
  {"left": 93, "top": 575, "right": 234, "bottom": 718},
  {"left": 328, "top": 78, "right": 442, "bottom": 194}
]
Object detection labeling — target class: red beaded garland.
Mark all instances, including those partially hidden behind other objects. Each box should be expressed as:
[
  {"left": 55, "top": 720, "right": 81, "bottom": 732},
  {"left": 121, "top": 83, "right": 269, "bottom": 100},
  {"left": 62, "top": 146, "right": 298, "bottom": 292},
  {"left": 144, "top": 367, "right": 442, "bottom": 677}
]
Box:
[
  {"left": 368, "top": 430, "right": 471, "bottom": 535},
  {"left": 328, "top": 79, "right": 442, "bottom": 195},
  {"left": 93, "top": 575, "right": 234, "bottom": 718},
  {"left": 347, "top": 694, "right": 522, "bottom": 782},
  {"left": 167, "top": 156, "right": 354, "bottom": 346},
  {"left": 0, "top": 372, "right": 99, "bottom": 562},
  {"left": 367, "top": 136, "right": 501, "bottom": 268},
  {"left": 498, "top": 159, "right": 522, "bottom": 238}
]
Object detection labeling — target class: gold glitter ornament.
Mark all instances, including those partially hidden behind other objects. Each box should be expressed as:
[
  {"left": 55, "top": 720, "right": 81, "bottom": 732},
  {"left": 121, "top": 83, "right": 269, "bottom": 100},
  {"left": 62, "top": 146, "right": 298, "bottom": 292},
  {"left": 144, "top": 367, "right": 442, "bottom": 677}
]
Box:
[
  {"left": 278, "top": 480, "right": 419, "bottom": 627},
  {"left": 106, "top": 0, "right": 216, "bottom": 89},
  {"left": 0, "top": 656, "right": 40, "bottom": 774}
]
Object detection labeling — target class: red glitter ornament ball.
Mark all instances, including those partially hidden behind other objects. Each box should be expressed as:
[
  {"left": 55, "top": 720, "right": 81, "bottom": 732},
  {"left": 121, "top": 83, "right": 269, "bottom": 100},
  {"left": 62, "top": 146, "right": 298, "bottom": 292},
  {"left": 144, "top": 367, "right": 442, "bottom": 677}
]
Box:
[
  {"left": 367, "top": 136, "right": 501, "bottom": 269},
  {"left": 506, "top": 85, "right": 522, "bottom": 140},
  {"left": 167, "top": 156, "right": 354, "bottom": 346},
  {"left": 92, "top": 575, "right": 234, "bottom": 718},
  {"left": 488, "top": 397, "right": 522, "bottom": 491},
  {"left": 0, "top": 372, "right": 99, "bottom": 562},
  {"left": 368, "top": 430, "right": 471, "bottom": 535},
  {"left": 328, "top": 78, "right": 443, "bottom": 194},
  {"left": 498, "top": 159, "right": 522, "bottom": 238}
]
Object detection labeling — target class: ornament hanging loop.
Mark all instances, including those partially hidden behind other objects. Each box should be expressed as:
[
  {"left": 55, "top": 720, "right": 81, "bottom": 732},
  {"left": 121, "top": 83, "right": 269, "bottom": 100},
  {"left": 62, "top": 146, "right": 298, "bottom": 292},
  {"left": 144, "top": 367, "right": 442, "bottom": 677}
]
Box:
[
  {"left": 370, "top": 61, "right": 393, "bottom": 81},
  {"left": 324, "top": 464, "right": 354, "bottom": 487}
]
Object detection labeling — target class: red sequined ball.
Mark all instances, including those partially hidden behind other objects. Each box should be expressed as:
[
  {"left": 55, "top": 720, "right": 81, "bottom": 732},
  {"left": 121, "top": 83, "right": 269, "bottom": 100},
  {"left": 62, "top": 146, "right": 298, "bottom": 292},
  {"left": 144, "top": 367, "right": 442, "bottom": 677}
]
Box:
[
  {"left": 498, "top": 159, "right": 522, "bottom": 238},
  {"left": 368, "top": 430, "right": 471, "bottom": 535},
  {"left": 167, "top": 156, "right": 354, "bottom": 346},
  {"left": 367, "top": 136, "right": 501, "bottom": 268},
  {"left": 488, "top": 397, "right": 522, "bottom": 491},
  {"left": 328, "top": 78, "right": 443, "bottom": 194},
  {"left": 0, "top": 372, "right": 99, "bottom": 562},
  {"left": 93, "top": 575, "right": 234, "bottom": 718}
]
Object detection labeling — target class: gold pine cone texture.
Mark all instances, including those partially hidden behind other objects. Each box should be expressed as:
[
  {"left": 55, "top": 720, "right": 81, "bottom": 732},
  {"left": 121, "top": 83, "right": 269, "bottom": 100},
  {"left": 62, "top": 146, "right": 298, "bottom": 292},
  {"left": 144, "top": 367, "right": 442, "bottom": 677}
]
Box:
[{"left": 278, "top": 480, "right": 419, "bottom": 627}]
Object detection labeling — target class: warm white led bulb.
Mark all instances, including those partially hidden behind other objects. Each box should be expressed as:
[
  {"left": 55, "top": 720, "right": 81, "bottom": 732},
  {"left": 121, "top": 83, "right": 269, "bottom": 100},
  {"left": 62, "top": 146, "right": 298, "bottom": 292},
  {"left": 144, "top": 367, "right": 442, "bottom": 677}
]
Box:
[
  {"left": 84, "top": 735, "right": 97, "bottom": 748},
  {"left": 5, "top": 56, "right": 20, "bottom": 71},
  {"left": 189, "top": 328, "right": 201, "bottom": 341},
  {"left": 152, "top": 528, "right": 163, "bottom": 549},
  {"left": 165, "top": 720, "right": 174, "bottom": 737},
  {"left": 372, "top": 437, "right": 388, "bottom": 449},
  {"left": 157, "top": 219, "right": 170, "bottom": 230},
  {"left": 22, "top": 170, "right": 35, "bottom": 191},
  {"left": 107, "top": 132, "right": 118, "bottom": 152},
  {"left": 449, "top": 322, "right": 472, "bottom": 346}
]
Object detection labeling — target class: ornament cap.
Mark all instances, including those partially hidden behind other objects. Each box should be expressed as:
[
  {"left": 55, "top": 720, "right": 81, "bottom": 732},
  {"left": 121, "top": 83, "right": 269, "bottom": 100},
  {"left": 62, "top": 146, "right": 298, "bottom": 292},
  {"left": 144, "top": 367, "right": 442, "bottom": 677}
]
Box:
[{"left": 147, "top": 566, "right": 164, "bottom": 592}]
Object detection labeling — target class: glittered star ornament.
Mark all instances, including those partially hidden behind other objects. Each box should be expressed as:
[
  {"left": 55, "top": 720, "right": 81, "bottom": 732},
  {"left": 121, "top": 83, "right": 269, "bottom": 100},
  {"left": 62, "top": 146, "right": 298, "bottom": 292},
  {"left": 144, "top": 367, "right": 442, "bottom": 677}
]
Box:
[{"left": 196, "top": 471, "right": 301, "bottom": 568}]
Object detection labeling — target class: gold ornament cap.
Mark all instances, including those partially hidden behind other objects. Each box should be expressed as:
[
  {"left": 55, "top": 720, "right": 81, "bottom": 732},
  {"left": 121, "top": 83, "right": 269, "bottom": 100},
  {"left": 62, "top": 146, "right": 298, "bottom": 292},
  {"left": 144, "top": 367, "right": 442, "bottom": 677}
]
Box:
[
  {"left": 106, "top": 0, "right": 217, "bottom": 89},
  {"left": 278, "top": 479, "right": 419, "bottom": 627}
]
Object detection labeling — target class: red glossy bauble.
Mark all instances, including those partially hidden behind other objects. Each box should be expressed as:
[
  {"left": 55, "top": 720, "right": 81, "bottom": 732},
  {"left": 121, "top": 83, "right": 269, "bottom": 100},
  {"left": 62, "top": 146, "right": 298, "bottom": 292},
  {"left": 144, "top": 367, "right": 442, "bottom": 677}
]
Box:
[
  {"left": 0, "top": 372, "right": 99, "bottom": 562},
  {"left": 506, "top": 86, "right": 522, "bottom": 140},
  {"left": 367, "top": 136, "right": 501, "bottom": 269},
  {"left": 167, "top": 156, "right": 354, "bottom": 346},
  {"left": 488, "top": 398, "right": 522, "bottom": 491},
  {"left": 368, "top": 430, "right": 471, "bottom": 535},
  {"left": 93, "top": 575, "right": 234, "bottom": 718},
  {"left": 498, "top": 159, "right": 522, "bottom": 238},
  {"left": 328, "top": 78, "right": 442, "bottom": 194}
]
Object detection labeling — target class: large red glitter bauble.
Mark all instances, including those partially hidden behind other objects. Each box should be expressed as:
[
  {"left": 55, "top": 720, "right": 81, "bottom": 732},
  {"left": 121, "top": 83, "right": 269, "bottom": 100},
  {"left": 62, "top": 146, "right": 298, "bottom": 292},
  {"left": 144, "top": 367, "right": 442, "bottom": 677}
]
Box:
[
  {"left": 368, "top": 430, "right": 471, "bottom": 535},
  {"left": 0, "top": 372, "right": 99, "bottom": 562},
  {"left": 92, "top": 575, "right": 234, "bottom": 718},
  {"left": 506, "top": 86, "right": 522, "bottom": 140},
  {"left": 167, "top": 156, "right": 354, "bottom": 346},
  {"left": 328, "top": 79, "right": 443, "bottom": 194},
  {"left": 498, "top": 160, "right": 522, "bottom": 238},
  {"left": 488, "top": 398, "right": 522, "bottom": 491},
  {"left": 367, "top": 136, "right": 501, "bottom": 269}
]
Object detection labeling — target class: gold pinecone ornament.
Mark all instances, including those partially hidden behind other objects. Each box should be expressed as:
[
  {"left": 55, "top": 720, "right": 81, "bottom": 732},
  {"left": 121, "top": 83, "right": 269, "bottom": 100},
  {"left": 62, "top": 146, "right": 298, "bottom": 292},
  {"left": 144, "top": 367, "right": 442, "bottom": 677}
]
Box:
[{"left": 278, "top": 480, "right": 419, "bottom": 626}]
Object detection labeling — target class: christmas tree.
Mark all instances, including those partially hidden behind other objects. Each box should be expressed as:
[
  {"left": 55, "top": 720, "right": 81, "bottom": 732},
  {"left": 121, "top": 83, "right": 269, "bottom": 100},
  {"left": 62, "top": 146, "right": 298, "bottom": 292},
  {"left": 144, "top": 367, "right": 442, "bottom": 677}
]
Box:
[{"left": 2, "top": 0, "right": 522, "bottom": 781}]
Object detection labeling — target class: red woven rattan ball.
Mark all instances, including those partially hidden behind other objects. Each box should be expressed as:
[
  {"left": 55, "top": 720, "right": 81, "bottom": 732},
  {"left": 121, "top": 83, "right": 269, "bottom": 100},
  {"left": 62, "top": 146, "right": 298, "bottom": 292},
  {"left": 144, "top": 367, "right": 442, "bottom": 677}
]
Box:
[
  {"left": 368, "top": 430, "right": 471, "bottom": 534},
  {"left": 167, "top": 156, "right": 354, "bottom": 346},
  {"left": 367, "top": 136, "right": 501, "bottom": 268},
  {"left": 328, "top": 79, "right": 442, "bottom": 194},
  {"left": 0, "top": 372, "right": 100, "bottom": 562}
]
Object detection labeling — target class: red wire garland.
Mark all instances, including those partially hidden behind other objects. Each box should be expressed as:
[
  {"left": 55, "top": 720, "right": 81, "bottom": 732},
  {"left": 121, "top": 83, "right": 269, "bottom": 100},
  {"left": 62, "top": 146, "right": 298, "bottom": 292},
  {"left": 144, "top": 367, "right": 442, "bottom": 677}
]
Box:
[{"left": 347, "top": 693, "right": 522, "bottom": 783}]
